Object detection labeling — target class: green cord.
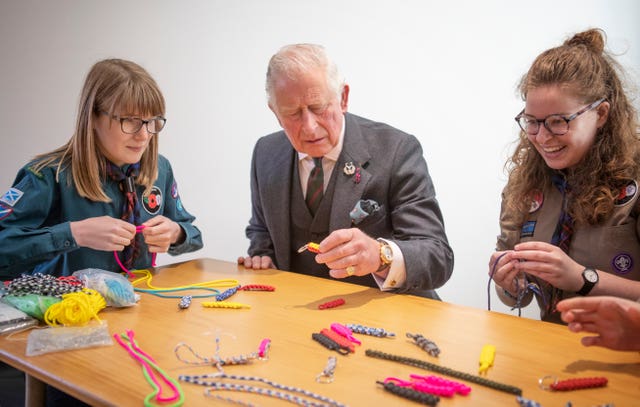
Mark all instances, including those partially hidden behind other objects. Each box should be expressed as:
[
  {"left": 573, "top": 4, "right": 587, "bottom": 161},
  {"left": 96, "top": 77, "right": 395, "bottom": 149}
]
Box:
[
  {"left": 119, "top": 333, "right": 185, "bottom": 407},
  {"left": 134, "top": 286, "right": 220, "bottom": 298}
]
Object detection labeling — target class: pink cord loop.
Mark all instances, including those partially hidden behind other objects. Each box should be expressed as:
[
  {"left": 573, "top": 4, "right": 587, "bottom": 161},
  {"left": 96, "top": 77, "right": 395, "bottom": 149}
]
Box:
[{"left": 114, "top": 224, "right": 157, "bottom": 277}]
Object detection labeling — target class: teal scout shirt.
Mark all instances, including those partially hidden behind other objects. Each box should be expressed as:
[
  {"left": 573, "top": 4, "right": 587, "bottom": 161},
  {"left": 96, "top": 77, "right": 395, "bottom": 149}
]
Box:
[{"left": 0, "top": 155, "right": 203, "bottom": 278}]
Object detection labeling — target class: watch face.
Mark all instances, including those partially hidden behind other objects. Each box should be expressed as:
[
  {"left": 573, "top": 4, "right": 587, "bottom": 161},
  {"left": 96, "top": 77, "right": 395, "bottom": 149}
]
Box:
[
  {"left": 584, "top": 269, "right": 598, "bottom": 283},
  {"left": 382, "top": 245, "right": 393, "bottom": 262}
]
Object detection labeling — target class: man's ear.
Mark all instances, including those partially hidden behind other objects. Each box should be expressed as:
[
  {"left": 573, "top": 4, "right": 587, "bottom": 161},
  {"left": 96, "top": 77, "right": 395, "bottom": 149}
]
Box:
[{"left": 340, "top": 84, "right": 350, "bottom": 113}]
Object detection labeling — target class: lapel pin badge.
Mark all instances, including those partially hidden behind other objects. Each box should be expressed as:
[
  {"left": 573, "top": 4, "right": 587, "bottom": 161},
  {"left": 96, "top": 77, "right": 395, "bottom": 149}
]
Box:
[{"left": 343, "top": 162, "right": 356, "bottom": 175}]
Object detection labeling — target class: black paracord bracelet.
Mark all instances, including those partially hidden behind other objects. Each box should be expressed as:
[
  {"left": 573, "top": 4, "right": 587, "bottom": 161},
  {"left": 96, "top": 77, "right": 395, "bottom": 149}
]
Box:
[
  {"left": 366, "top": 349, "right": 522, "bottom": 395},
  {"left": 376, "top": 381, "right": 440, "bottom": 406},
  {"left": 312, "top": 333, "right": 350, "bottom": 355}
]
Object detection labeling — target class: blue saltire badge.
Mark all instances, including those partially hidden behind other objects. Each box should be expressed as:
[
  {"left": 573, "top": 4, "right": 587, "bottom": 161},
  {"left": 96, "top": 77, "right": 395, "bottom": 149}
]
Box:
[{"left": 0, "top": 187, "right": 24, "bottom": 207}]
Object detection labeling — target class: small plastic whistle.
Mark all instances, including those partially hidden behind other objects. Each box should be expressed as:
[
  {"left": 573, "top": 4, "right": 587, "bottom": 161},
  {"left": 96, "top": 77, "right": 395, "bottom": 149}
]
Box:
[
  {"left": 330, "top": 323, "right": 362, "bottom": 345},
  {"left": 478, "top": 344, "right": 496, "bottom": 374},
  {"left": 297, "top": 242, "right": 320, "bottom": 253}
]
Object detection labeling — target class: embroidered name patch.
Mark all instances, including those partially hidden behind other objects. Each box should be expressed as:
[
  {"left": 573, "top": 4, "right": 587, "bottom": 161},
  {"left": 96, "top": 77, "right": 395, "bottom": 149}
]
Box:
[
  {"left": 612, "top": 253, "right": 633, "bottom": 274},
  {"left": 143, "top": 186, "right": 163, "bottom": 215},
  {"left": 0, "top": 187, "right": 24, "bottom": 207},
  {"left": 521, "top": 221, "right": 536, "bottom": 238}
]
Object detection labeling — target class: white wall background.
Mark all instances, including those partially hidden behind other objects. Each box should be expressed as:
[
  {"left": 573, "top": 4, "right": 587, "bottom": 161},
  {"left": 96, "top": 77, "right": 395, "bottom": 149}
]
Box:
[{"left": 1, "top": 0, "right": 639, "bottom": 320}]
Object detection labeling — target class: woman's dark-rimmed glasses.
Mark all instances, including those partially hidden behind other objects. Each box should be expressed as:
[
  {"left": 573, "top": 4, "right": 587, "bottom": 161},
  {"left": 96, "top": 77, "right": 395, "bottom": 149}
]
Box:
[
  {"left": 515, "top": 98, "right": 605, "bottom": 136},
  {"left": 100, "top": 110, "right": 166, "bottom": 134}
]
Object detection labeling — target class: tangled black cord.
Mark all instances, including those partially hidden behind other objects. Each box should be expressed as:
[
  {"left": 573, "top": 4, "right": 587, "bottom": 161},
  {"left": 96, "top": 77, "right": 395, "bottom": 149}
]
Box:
[
  {"left": 366, "top": 349, "right": 522, "bottom": 396},
  {"left": 376, "top": 381, "right": 440, "bottom": 406}
]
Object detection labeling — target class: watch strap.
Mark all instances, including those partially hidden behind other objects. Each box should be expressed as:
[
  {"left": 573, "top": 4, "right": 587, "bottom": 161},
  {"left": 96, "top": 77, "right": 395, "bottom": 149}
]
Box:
[
  {"left": 376, "top": 238, "right": 392, "bottom": 273},
  {"left": 576, "top": 267, "right": 598, "bottom": 296}
]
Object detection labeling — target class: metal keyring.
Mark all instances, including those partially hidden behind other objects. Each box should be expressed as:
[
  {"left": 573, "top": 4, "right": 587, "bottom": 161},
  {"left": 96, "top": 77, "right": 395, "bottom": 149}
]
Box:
[{"left": 538, "top": 375, "right": 557, "bottom": 391}]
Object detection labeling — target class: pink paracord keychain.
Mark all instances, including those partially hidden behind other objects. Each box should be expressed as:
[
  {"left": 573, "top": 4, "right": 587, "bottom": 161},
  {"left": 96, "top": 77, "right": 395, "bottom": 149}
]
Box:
[{"left": 114, "top": 225, "right": 157, "bottom": 277}]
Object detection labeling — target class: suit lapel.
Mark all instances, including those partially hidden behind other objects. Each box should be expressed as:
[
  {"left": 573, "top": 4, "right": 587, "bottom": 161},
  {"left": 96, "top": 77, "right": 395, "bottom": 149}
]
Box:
[{"left": 330, "top": 114, "right": 372, "bottom": 231}]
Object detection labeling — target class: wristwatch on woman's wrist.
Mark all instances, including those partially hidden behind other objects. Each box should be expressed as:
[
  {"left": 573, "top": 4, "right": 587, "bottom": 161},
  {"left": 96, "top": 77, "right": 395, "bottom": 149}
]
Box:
[{"left": 576, "top": 267, "right": 599, "bottom": 296}]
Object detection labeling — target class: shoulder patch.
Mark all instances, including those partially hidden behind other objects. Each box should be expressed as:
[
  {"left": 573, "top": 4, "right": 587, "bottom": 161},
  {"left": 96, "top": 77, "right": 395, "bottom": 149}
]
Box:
[
  {"left": 143, "top": 186, "right": 163, "bottom": 215},
  {"left": 0, "top": 187, "right": 24, "bottom": 207},
  {"left": 0, "top": 203, "right": 13, "bottom": 220},
  {"left": 614, "top": 180, "right": 637, "bottom": 206},
  {"left": 171, "top": 181, "right": 179, "bottom": 199},
  {"left": 529, "top": 190, "right": 544, "bottom": 213}
]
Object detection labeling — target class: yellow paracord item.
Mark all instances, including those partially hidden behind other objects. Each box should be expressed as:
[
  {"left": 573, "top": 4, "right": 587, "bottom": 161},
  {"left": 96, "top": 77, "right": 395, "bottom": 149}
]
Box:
[
  {"left": 44, "top": 288, "right": 106, "bottom": 326},
  {"left": 201, "top": 301, "right": 251, "bottom": 309}
]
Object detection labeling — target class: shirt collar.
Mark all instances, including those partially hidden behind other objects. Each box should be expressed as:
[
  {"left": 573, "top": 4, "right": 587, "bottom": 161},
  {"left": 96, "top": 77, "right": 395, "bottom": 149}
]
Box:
[{"left": 297, "top": 116, "right": 345, "bottom": 163}]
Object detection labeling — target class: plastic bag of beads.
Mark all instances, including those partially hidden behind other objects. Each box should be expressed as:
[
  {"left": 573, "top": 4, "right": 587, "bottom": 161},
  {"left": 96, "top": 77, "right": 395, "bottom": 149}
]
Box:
[
  {"left": 26, "top": 321, "right": 113, "bottom": 356},
  {"left": 1, "top": 294, "right": 61, "bottom": 321},
  {"left": 73, "top": 269, "right": 139, "bottom": 307}
]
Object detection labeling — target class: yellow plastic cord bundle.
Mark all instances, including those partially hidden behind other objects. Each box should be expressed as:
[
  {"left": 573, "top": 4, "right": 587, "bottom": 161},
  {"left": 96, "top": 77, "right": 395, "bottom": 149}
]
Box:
[
  {"left": 128, "top": 269, "right": 239, "bottom": 291},
  {"left": 44, "top": 288, "right": 107, "bottom": 326}
]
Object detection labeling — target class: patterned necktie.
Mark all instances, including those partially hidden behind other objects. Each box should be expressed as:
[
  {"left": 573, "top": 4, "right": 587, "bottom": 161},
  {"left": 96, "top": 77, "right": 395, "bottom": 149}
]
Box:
[
  {"left": 305, "top": 157, "right": 324, "bottom": 216},
  {"left": 107, "top": 161, "right": 141, "bottom": 269}
]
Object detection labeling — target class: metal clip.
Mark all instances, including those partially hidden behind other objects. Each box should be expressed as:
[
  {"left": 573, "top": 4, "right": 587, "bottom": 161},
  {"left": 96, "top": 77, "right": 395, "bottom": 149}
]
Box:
[{"left": 316, "top": 356, "right": 337, "bottom": 383}]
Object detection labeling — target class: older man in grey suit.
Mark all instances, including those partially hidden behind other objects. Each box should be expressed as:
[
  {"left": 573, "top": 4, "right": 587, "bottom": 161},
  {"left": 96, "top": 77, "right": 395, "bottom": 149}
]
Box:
[{"left": 238, "top": 44, "right": 453, "bottom": 299}]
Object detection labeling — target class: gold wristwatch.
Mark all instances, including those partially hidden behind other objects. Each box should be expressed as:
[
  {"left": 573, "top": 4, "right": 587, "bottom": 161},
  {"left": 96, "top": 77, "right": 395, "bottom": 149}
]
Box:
[{"left": 376, "top": 238, "right": 393, "bottom": 272}]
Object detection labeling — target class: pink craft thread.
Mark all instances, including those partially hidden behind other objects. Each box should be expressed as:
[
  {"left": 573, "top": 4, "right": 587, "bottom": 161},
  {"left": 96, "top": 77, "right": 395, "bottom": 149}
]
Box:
[
  {"left": 114, "top": 330, "right": 179, "bottom": 403},
  {"left": 114, "top": 225, "right": 157, "bottom": 277}
]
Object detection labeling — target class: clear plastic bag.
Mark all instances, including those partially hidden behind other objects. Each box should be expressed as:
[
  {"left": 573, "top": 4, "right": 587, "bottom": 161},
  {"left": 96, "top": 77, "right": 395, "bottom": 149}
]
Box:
[
  {"left": 26, "top": 322, "right": 113, "bottom": 356},
  {"left": 1, "top": 294, "right": 60, "bottom": 321},
  {"left": 73, "top": 268, "right": 139, "bottom": 307},
  {"left": 0, "top": 301, "right": 38, "bottom": 334}
]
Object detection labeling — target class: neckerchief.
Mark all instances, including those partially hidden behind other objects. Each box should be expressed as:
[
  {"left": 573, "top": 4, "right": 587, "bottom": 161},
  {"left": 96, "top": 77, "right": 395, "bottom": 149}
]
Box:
[{"left": 107, "top": 161, "right": 141, "bottom": 269}]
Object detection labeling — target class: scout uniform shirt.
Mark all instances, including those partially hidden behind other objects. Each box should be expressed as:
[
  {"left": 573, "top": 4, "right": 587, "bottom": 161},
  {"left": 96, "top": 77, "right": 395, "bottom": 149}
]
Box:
[
  {"left": 0, "top": 155, "right": 202, "bottom": 278},
  {"left": 496, "top": 179, "right": 640, "bottom": 322}
]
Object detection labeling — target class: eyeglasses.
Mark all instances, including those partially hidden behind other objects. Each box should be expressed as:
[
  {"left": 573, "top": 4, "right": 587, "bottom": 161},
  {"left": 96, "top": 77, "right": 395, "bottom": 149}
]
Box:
[
  {"left": 515, "top": 98, "right": 605, "bottom": 136},
  {"left": 100, "top": 110, "right": 166, "bottom": 134}
]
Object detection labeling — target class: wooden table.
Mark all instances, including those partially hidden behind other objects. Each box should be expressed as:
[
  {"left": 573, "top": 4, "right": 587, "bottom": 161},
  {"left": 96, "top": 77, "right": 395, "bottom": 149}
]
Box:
[{"left": 1, "top": 258, "right": 639, "bottom": 406}]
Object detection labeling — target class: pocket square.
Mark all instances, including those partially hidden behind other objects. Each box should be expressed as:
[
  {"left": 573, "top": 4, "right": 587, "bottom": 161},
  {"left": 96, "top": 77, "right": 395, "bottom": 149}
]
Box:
[{"left": 350, "top": 199, "right": 380, "bottom": 225}]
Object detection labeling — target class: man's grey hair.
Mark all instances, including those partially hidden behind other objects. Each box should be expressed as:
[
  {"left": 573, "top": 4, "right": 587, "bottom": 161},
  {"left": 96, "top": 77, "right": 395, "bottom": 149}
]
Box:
[{"left": 266, "top": 43, "right": 344, "bottom": 106}]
